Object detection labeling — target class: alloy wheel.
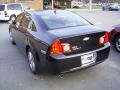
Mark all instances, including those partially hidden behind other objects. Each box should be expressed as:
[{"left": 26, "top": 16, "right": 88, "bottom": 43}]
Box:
[
  {"left": 28, "top": 51, "right": 36, "bottom": 72},
  {"left": 9, "top": 31, "right": 13, "bottom": 41},
  {"left": 115, "top": 37, "right": 120, "bottom": 52}
]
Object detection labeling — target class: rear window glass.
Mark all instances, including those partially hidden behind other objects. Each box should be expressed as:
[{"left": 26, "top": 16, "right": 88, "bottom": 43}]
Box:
[
  {"left": 0, "top": 5, "right": 5, "bottom": 11},
  {"left": 40, "top": 12, "right": 90, "bottom": 30},
  {"left": 7, "top": 4, "right": 22, "bottom": 10}
]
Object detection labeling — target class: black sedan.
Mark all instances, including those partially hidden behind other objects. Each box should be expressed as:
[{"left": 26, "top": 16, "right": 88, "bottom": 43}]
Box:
[{"left": 9, "top": 10, "right": 110, "bottom": 74}]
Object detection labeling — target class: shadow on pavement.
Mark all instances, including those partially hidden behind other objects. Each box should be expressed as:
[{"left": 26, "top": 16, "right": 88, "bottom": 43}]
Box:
[{"left": 0, "top": 21, "right": 8, "bottom": 24}]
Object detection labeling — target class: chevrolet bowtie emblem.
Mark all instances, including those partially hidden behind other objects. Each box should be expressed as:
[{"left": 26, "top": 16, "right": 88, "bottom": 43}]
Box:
[{"left": 83, "top": 37, "right": 90, "bottom": 41}]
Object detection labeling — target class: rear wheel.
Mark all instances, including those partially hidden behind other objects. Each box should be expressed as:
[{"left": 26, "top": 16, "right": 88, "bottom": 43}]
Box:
[
  {"left": 27, "top": 48, "right": 40, "bottom": 74},
  {"left": 114, "top": 35, "right": 120, "bottom": 52},
  {"left": 116, "top": 9, "right": 119, "bottom": 11},
  {"left": 9, "top": 31, "right": 16, "bottom": 45},
  {"left": 102, "top": 8, "right": 105, "bottom": 11}
]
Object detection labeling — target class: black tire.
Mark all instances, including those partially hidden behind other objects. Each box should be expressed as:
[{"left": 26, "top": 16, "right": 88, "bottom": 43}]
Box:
[
  {"left": 109, "top": 8, "right": 112, "bottom": 11},
  {"left": 9, "top": 31, "right": 16, "bottom": 45},
  {"left": 27, "top": 48, "right": 40, "bottom": 74},
  {"left": 114, "top": 35, "right": 120, "bottom": 52},
  {"left": 116, "top": 9, "right": 119, "bottom": 11},
  {"left": 102, "top": 8, "right": 105, "bottom": 11}
]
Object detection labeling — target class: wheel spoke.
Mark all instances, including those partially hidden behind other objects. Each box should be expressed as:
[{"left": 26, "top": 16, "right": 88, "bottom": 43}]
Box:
[
  {"left": 9, "top": 32, "right": 13, "bottom": 41},
  {"left": 117, "top": 45, "right": 120, "bottom": 48},
  {"left": 28, "top": 52, "right": 35, "bottom": 71}
]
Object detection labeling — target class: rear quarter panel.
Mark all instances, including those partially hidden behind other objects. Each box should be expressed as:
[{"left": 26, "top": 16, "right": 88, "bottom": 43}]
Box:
[{"left": 27, "top": 33, "right": 50, "bottom": 71}]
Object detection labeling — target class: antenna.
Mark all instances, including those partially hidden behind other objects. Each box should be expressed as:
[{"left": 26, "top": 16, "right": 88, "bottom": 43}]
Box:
[{"left": 54, "top": 9, "right": 56, "bottom": 14}]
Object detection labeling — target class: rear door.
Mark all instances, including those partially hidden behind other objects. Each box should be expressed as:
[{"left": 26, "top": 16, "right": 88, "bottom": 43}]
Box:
[
  {"left": 0, "top": 5, "right": 5, "bottom": 18},
  {"left": 10, "top": 13, "right": 23, "bottom": 45},
  {"left": 7, "top": 4, "right": 23, "bottom": 17},
  {"left": 14, "top": 13, "right": 32, "bottom": 54}
]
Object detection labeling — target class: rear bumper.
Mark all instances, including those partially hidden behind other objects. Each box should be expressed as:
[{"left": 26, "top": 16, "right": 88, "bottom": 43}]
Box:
[
  {"left": 47, "top": 42, "right": 110, "bottom": 74},
  {"left": 0, "top": 17, "right": 9, "bottom": 21}
]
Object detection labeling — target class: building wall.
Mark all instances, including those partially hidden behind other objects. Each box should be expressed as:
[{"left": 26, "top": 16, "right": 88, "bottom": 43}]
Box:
[
  {"left": 17, "top": 0, "right": 43, "bottom": 10},
  {"left": 0, "top": 0, "right": 43, "bottom": 10},
  {"left": 0, "top": 0, "right": 4, "bottom": 3},
  {"left": 0, "top": 0, "right": 15, "bottom": 3}
]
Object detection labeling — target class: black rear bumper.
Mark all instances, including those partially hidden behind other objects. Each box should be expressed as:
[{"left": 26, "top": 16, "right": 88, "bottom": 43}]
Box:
[{"left": 47, "top": 43, "right": 110, "bottom": 74}]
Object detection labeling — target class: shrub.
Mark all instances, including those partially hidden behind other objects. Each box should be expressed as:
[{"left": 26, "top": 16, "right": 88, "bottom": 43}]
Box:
[
  {"left": 73, "top": 6, "right": 80, "bottom": 8},
  {"left": 59, "top": 6, "right": 67, "bottom": 9}
]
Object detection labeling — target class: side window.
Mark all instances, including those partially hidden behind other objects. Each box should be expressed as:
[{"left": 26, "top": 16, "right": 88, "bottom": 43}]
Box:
[
  {"left": 28, "top": 21, "right": 37, "bottom": 32},
  {"left": 7, "top": 4, "right": 22, "bottom": 10},
  {"left": 7, "top": 4, "right": 14, "bottom": 10},
  {"left": 15, "top": 14, "right": 23, "bottom": 23},
  {"left": 21, "top": 15, "right": 31, "bottom": 28},
  {"left": 18, "top": 13, "right": 36, "bottom": 31},
  {"left": 15, "top": 13, "right": 23, "bottom": 28},
  {"left": 0, "top": 5, "right": 5, "bottom": 11}
]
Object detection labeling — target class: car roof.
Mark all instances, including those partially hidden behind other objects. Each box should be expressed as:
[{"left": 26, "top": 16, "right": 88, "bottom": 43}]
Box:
[
  {"left": 29, "top": 10, "right": 73, "bottom": 17},
  {"left": 0, "top": 3, "right": 22, "bottom": 5},
  {"left": 0, "top": 4, "right": 6, "bottom": 5}
]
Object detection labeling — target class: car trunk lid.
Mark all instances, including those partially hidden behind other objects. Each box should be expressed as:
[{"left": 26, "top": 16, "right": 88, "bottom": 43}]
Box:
[
  {"left": 60, "top": 32, "right": 105, "bottom": 55},
  {"left": 47, "top": 25, "right": 105, "bottom": 55}
]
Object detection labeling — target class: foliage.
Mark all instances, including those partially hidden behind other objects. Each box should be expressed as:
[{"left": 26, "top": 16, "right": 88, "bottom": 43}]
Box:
[
  {"left": 57, "top": 6, "right": 67, "bottom": 9},
  {"left": 73, "top": 6, "right": 80, "bottom": 8}
]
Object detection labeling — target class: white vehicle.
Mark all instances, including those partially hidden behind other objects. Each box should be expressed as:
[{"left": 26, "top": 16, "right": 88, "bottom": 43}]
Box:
[
  {"left": 0, "top": 3, "right": 34, "bottom": 21},
  {"left": 102, "top": 3, "right": 120, "bottom": 11}
]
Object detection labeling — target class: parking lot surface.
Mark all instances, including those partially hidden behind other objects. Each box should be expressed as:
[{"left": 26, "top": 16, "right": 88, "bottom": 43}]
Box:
[{"left": 0, "top": 11, "right": 120, "bottom": 90}]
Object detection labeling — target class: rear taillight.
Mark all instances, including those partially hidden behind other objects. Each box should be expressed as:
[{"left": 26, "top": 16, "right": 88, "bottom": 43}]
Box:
[
  {"left": 50, "top": 39, "right": 72, "bottom": 55},
  {"left": 99, "top": 32, "right": 109, "bottom": 45},
  {"left": 4, "top": 11, "right": 7, "bottom": 16}
]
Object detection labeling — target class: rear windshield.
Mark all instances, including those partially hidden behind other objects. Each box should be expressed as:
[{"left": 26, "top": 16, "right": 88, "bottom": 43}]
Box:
[
  {"left": 0, "top": 5, "right": 5, "bottom": 11},
  {"left": 40, "top": 12, "right": 90, "bottom": 30},
  {"left": 7, "top": 4, "right": 22, "bottom": 10}
]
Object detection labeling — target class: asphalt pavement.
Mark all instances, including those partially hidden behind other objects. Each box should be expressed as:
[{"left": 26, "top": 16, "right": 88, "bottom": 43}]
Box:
[
  {"left": 74, "top": 10, "right": 120, "bottom": 31},
  {"left": 0, "top": 11, "right": 120, "bottom": 90}
]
